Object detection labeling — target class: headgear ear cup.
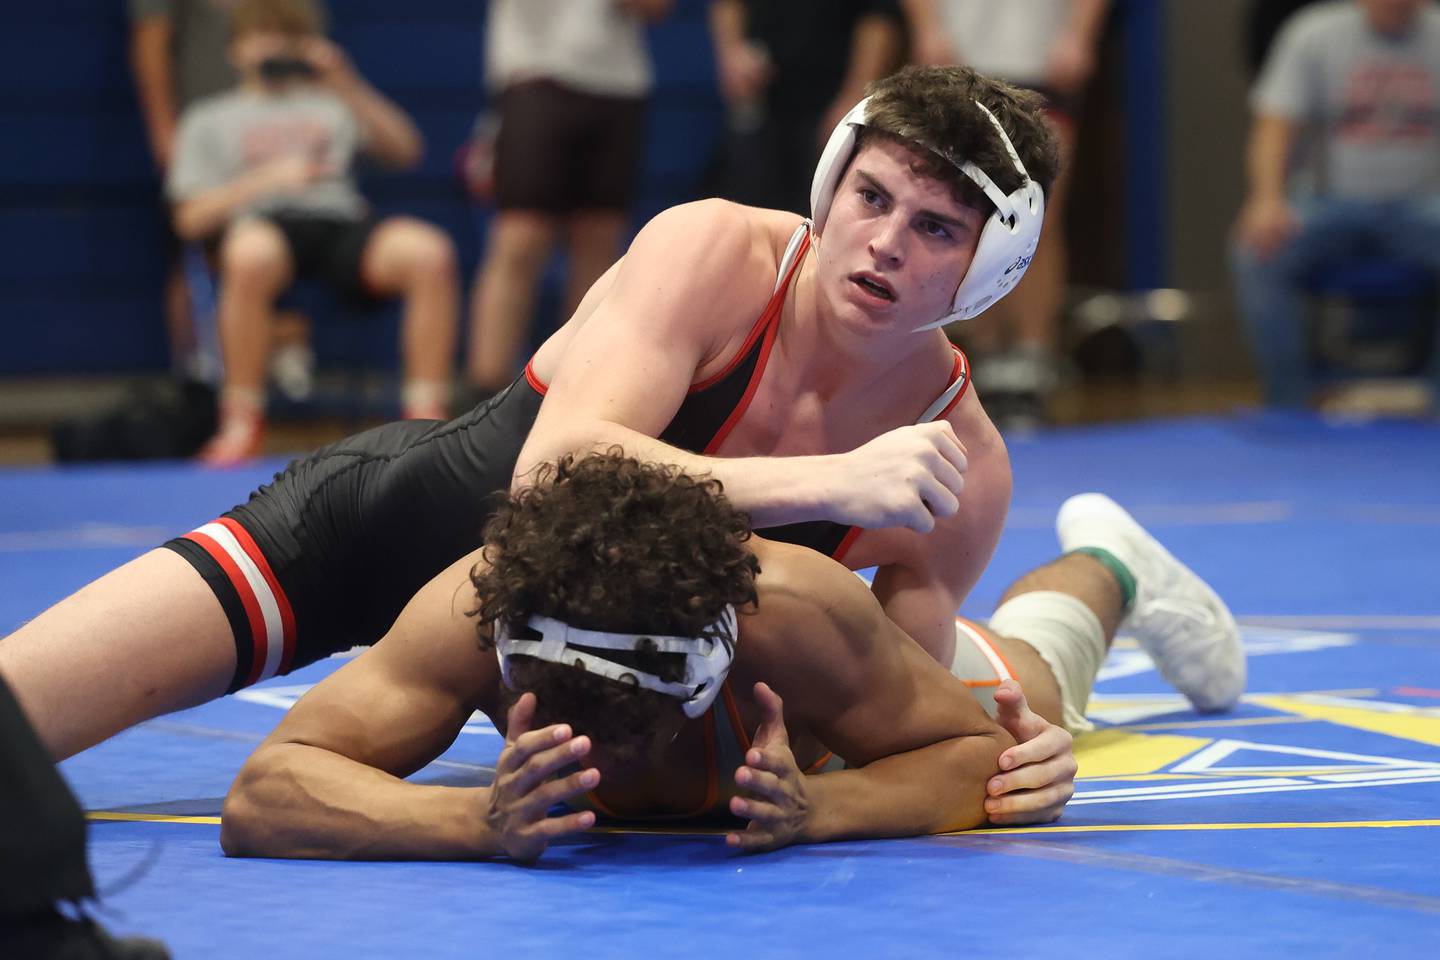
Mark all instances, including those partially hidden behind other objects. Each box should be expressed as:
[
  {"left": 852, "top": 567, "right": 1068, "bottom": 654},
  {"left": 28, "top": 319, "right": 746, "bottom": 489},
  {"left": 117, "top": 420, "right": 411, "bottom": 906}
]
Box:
[
  {"left": 808, "top": 96, "right": 1046, "bottom": 331},
  {"left": 809, "top": 98, "right": 870, "bottom": 234}
]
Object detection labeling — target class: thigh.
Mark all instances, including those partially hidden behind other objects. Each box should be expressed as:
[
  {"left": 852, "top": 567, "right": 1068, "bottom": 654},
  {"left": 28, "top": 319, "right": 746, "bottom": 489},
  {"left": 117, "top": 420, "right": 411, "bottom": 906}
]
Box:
[
  {"left": 493, "top": 81, "right": 579, "bottom": 214},
  {"left": 0, "top": 548, "right": 236, "bottom": 758},
  {"left": 955, "top": 617, "right": 1065, "bottom": 730},
  {"left": 1278, "top": 198, "right": 1377, "bottom": 275},
  {"left": 577, "top": 93, "right": 646, "bottom": 213},
  {"left": 1379, "top": 194, "right": 1440, "bottom": 265}
]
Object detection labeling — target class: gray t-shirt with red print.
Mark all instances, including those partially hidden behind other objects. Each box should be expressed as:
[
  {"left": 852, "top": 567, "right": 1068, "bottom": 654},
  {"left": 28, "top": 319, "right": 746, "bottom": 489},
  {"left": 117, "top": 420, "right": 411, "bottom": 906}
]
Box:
[
  {"left": 167, "top": 85, "right": 368, "bottom": 223},
  {"left": 1254, "top": 0, "right": 1440, "bottom": 199}
]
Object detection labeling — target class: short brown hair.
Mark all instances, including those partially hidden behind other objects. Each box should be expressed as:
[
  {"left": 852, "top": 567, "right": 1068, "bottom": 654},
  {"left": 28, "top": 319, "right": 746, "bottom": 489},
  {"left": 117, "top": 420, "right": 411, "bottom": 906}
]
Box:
[
  {"left": 855, "top": 66, "right": 1061, "bottom": 214},
  {"left": 471, "top": 451, "right": 759, "bottom": 757},
  {"left": 229, "top": 0, "right": 327, "bottom": 40}
]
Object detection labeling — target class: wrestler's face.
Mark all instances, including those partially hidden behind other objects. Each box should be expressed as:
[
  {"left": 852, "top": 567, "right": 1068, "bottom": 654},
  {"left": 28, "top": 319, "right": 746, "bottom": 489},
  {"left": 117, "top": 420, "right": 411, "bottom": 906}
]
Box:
[
  {"left": 816, "top": 139, "right": 986, "bottom": 334},
  {"left": 579, "top": 709, "right": 687, "bottom": 779}
]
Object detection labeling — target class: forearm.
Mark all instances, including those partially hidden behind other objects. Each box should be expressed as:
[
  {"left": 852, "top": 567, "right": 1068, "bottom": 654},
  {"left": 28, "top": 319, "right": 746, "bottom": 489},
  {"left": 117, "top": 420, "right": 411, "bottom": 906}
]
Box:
[
  {"left": 837, "top": 15, "right": 903, "bottom": 103},
  {"left": 708, "top": 0, "right": 747, "bottom": 58},
  {"left": 130, "top": 22, "right": 176, "bottom": 163},
  {"left": 900, "top": 0, "right": 944, "bottom": 37},
  {"left": 1245, "top": 114, "right": 1296, "bottom": 203},
  {"left": 516, "top": 419, "right": 840, "bottom": 527},
  {"left": 221, "top": 743, "right": 498, "bottom": 860},
  {"left": 802, "top": 731, "right": 1014, "bottom": 843},
  {"left": 173, "top": 168, "right": 284, "bottom": 240},
  {"left": 1066, "top": 0, "right": 1111, "bottom": 49},
  {"left": 617, "top": 0, "right": 674, "bottom": 23},
  {"left": 335, "top": 77, "right": 423, "bottom": 169}
]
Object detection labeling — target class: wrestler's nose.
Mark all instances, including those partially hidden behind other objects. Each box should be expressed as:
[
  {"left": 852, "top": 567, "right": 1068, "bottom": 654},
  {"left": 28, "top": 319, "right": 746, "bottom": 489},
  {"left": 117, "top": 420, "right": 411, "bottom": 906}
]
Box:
[{"left": 867, "top": 214, "right": 905, "bottom": 267}]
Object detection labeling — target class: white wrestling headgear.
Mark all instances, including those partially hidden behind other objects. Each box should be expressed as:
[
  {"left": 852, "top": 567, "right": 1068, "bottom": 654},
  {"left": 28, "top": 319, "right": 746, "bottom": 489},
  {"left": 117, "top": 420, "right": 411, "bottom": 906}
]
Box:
[
  {"left": 495, "top": 606, "right": 739, "bottom": 719},
  {"left": 809, "top": 96, "right": 1046, "bottom": 330}
]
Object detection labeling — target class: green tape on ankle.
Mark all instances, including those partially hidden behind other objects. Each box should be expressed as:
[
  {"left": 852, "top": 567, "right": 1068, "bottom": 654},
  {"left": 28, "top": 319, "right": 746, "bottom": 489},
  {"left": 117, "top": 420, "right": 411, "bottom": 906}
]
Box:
[{"left": 1072, "top": 547, "right": 1136, "bottom": 610}]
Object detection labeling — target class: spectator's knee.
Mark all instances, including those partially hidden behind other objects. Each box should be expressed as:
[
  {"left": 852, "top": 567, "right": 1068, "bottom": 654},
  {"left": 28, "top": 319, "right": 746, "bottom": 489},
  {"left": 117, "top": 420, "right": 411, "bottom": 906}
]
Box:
[
  {"left": 220, "top": 223, "right": 289, "bottom": 291},
  {"left": 413, "top": 227, "right": 458, "bottom": 282},
  {"left": 395, "top": 222, "right": 457, "bottom": 286}
]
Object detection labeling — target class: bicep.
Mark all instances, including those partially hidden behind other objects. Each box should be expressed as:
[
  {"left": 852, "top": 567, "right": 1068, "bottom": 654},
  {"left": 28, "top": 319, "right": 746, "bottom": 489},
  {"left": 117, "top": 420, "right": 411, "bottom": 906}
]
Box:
[
  {"left": 519, "top": 203, "right": 765, "bottom": 465},
  {"left": 764, "top": 554, "right": 997, "bottom": 768}
]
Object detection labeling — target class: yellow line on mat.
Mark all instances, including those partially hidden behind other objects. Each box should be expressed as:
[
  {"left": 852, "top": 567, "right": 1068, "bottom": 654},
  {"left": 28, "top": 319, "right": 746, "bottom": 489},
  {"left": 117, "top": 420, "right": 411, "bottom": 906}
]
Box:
[
  {"left": 89, "top": 813, "right": 1440, "bottom": 837},
  {"left": 89, "top": 812, "right": 221, "bottom": 824}
]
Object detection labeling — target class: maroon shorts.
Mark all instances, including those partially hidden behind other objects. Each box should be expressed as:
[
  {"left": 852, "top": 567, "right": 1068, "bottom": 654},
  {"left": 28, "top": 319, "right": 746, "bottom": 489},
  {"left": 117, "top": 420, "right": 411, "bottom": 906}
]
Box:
[{"left": 493, "top": 79, "right": 646, "bottom": 215}]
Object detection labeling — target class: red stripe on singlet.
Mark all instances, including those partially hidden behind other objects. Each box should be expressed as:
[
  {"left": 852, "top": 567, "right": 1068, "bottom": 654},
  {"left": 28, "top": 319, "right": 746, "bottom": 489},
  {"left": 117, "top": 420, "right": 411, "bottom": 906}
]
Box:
[
  {"left": 215, "top": 517, "right": 297, "bottom": 678},
  {"left": 934, "top": 347, "right": 972, "bottom": 421},
  {"left": 182, "top": 529, "right": 268, "bottom": 688}
]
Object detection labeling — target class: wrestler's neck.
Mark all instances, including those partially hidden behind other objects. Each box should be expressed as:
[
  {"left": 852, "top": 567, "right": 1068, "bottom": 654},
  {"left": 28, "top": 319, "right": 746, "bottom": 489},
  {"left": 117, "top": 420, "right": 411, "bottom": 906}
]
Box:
[{"left": 778, "top": 247, "right": 952, "bottom": 402}]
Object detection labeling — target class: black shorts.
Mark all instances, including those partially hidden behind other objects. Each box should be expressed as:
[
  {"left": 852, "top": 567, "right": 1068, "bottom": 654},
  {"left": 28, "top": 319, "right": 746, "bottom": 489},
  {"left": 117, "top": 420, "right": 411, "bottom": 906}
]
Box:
[
  {"left": 493, "top": 79, "right": 646, "bottom": 214},
  {"left": 237, "top": 212, "right": 380, "bottom": 306},
  {"left": 162, "top": 378, "right": 544, "bottom": 691}
]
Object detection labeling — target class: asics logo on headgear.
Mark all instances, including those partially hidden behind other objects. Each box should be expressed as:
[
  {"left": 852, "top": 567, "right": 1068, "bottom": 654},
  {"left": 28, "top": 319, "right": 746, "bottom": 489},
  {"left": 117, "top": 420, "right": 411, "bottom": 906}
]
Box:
[{"left": 1004, "top": 255, "right": 1033, "bottom": 276}]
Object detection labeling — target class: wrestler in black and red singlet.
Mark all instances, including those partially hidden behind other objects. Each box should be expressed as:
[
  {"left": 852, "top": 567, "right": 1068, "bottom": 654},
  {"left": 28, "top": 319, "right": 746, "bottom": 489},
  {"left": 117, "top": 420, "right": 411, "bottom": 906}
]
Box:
[{"left": 164, "top": 226, "right": 969, "bottom": 691}]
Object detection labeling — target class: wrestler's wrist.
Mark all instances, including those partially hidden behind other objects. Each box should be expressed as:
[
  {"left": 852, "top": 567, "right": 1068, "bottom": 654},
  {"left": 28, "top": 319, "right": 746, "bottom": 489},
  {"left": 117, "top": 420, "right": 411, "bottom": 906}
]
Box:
[
  {"left": 468, "top": 786, "right": 508, "bottom": 858},
  {"left": 799, "top": 454, "right": 849, "bottom": 524}
]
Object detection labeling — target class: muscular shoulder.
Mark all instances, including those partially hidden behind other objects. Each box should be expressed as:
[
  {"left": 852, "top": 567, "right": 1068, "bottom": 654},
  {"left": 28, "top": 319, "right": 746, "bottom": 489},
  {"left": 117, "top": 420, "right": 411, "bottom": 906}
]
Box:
[
  {"left": 943, "top": 386, "right": 1011, "bottom": 520},
  {"left": 743, "top": 538, "right": 885, "bottom": 680},
  {"left": 620, "top": 200, "right": 797, "bottom": 317}
]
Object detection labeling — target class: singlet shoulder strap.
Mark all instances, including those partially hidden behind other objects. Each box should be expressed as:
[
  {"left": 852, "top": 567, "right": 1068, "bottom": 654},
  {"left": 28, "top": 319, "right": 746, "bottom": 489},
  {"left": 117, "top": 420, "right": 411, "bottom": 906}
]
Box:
[
  {"left": 773, "top": 220, "right": 812, "bottom": 294},
  {"left": 916, "top": 346, "right": 972, "bottom": 424}
]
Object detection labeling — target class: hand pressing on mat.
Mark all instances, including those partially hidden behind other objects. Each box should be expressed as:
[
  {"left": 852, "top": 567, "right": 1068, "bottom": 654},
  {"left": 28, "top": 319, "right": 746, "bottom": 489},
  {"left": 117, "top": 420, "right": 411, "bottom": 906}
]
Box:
[
  {"left": 728, "top": 682, "right": 811, "bottom": 852},
  {"left": 984, "top": 679, "right": 1077, "bottom": 825}
]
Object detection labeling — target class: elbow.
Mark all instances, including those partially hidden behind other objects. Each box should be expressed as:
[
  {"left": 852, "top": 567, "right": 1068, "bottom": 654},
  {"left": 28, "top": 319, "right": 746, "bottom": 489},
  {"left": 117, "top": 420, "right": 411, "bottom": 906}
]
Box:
[
  {"left": 219, "top": 753, "right": 277, "bottom": 857},
  {"left": 393, "top": 137, "right": 423, "bottom": 171},
  {"left": 379, "top": 131, "right": 425, "bottom": 172},
  {"left": 933, "top": 728, "right": 1016, "bottom": 834}
]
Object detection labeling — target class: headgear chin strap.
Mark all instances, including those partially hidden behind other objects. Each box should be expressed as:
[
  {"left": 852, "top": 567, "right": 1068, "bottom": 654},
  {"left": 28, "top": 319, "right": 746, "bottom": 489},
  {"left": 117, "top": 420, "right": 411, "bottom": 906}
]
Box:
[
  {"left": 495, "top": 606, "right": 738, "bottom": 719},
  {"left": 809, "top": 96, "right": 1046, "bottom": 331}
]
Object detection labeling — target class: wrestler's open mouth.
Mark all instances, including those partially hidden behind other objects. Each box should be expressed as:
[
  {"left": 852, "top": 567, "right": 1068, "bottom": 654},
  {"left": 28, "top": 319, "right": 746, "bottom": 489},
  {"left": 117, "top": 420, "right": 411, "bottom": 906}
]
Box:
[{"left": 852, "top": 274, "right": 895, "bottom": 302}]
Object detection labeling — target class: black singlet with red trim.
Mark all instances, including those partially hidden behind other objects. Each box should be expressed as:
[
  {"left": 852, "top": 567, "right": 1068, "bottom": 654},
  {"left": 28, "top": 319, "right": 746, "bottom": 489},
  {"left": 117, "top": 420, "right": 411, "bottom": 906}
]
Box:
[
  {"left": 523, "top": 228, "right": 864, "bottom": 560},
  {"left": 524, "top": 224, "right": 971, "bottom": 566}
]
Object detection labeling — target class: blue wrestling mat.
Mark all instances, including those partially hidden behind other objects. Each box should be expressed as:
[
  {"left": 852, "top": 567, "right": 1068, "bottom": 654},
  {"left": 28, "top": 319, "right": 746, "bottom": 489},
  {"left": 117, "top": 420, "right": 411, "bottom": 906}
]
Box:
[{"left": 4, "top": 412, "right": 1438, "bottom": 958}]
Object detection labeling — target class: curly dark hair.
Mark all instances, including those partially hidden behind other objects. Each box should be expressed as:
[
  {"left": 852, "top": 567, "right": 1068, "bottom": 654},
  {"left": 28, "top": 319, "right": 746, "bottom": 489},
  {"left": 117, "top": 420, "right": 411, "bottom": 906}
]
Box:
[
  {"left": 854, "top": 65, "right": 1061, "bottom": 216},
  {"left": 471, "top": 451, "right": 760, "bottom": 759}
]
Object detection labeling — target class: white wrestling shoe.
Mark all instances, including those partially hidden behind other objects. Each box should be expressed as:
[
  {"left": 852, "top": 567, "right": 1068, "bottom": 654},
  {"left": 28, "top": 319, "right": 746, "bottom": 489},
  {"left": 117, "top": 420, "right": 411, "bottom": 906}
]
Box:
[{"left": 1057, "top": 493, "right": 1245, "bottom": 712}]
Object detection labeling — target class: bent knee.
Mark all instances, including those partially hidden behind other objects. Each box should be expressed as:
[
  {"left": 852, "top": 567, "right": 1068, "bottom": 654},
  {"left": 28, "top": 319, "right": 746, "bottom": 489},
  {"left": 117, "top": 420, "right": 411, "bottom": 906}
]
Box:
[
  {"left": 220, "top": 221, "right": 291, "bottom": 287},
  {"left": 372, "top": 219, "right": 458, "bottom": 285}
]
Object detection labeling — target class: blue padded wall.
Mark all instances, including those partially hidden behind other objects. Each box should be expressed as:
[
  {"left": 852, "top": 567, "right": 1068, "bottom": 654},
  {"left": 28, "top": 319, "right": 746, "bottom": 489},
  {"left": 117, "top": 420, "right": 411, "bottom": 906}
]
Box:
[{"left": 0, "top": 0, "right": 722, "bottom": 376}]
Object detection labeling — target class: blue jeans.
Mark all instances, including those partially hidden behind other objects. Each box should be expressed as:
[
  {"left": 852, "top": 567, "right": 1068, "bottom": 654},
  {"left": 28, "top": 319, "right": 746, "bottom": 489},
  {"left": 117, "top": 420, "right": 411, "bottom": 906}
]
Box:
[{"left": 1229, "top": 195, "right": 1440, "bottom": 407}]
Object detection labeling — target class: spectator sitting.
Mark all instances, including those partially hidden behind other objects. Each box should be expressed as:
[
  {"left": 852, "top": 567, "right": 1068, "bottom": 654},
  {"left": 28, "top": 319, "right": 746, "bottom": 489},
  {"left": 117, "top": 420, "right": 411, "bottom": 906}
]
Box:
[
  {"left": 1230, "top": 0, "right": 1440, "bottom": 409},
  {"left": 168, "top": 0, "right": 458, "bottom": 465}
]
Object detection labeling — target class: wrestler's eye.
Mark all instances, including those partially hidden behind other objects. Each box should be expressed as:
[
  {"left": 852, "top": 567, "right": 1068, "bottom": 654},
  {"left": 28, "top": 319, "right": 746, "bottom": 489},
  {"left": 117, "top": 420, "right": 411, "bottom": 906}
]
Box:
[
  {"left": 858, "top": 188, "right": 883, "bottom": 207},
  {"left": 918, "top": 218, "right": 953, "bottom": 240}
]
